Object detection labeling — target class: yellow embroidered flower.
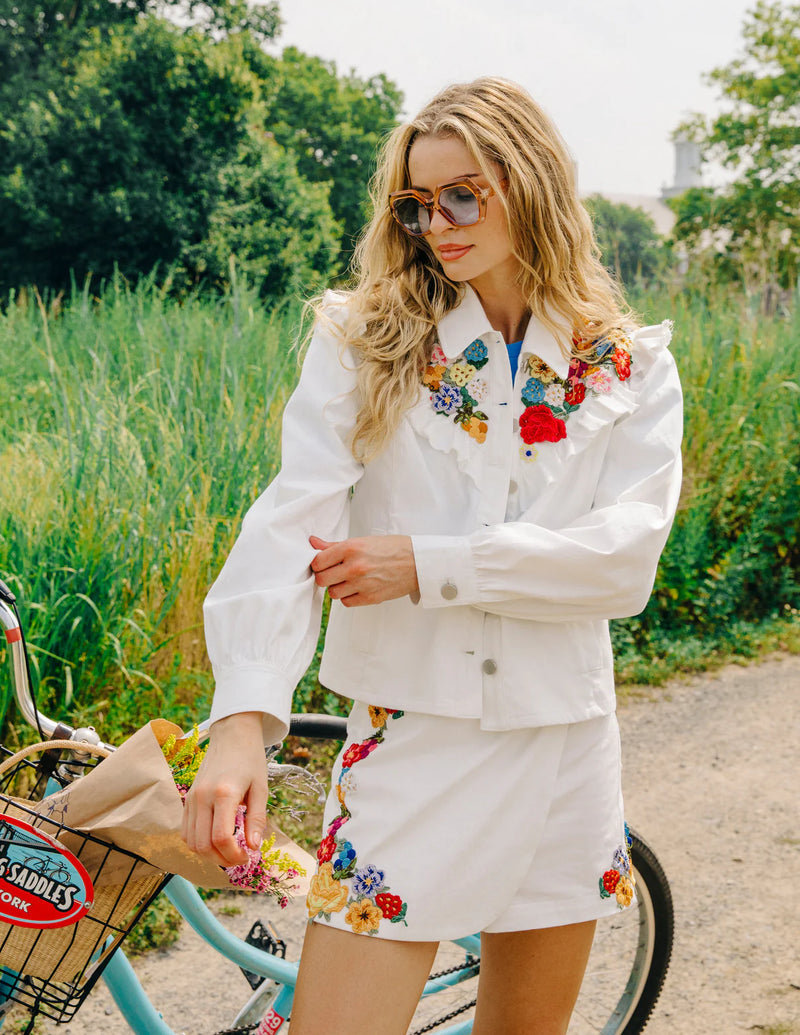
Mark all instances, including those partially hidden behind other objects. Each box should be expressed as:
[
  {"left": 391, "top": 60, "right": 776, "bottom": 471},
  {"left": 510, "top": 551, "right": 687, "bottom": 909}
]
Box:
[
  {"left": 368, "top": 705, "right": 388, "bottom": 729},
  {"left": 527, "top": 357, "right": 557, "bottom": 383},
  {"left": 467, "top": 417, "right": 488, "bottom": 443},
  {"left": 615, "top": 875, "right": 635, "bottom": 908},
  {"left": 422, "top": 364, "right": 446, "bottom": 390},
  {"left": 449, "top": 361, "right": 476, "bottom": 387},
  {"left": 306, "top": 862, "right": 348, "bottom": 917},
  {"left": 345, "top": 896, "right": 383, "bottom": 934}
]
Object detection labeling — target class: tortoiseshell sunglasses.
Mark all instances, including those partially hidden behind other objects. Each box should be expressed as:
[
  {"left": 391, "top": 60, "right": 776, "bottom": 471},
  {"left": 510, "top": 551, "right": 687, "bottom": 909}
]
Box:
[{"left": 388, "top": 177, "right": 504, "bottom": 237}]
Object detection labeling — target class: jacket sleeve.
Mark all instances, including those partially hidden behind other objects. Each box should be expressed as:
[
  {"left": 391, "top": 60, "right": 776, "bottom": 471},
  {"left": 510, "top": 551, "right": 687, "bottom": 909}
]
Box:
[
  {"left": 203, "top": 298, "right": 363, "bottom": 744},
  {"left": 410, "top": 329, "right": 683, "bottom": 622}
]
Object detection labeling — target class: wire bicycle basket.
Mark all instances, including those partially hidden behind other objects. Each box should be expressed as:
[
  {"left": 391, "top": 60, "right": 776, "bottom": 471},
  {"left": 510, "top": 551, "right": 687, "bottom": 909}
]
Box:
[{"left": 0, "top": 742, "right": 170, "bottom": 1024}]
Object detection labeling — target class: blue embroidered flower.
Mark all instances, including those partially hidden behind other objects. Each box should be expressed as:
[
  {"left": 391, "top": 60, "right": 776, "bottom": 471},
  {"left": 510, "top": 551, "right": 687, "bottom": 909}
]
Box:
[
  {"left": 333, "top": 841, "right": 357, "bottom": 873},
  {"left": 521, "top": 378, "right": 545, "bottom": 406},
  {"left": 352, "top": 864, "right": 386, "bottom": 896},
  {"left": 464, "top": 338, "right": 488, "bottom": 367},
  {"left": 431, "top": 382, "right": 461, "bottom": 415},
  {"left": 613, "top": 847, "right": 630, "bottom": 874}
]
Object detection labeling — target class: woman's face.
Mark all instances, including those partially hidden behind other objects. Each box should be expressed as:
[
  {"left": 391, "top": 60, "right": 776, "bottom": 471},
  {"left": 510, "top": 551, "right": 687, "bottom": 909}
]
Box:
[{"left": 406, "top": 135, "right": 521, "bottom": 294}]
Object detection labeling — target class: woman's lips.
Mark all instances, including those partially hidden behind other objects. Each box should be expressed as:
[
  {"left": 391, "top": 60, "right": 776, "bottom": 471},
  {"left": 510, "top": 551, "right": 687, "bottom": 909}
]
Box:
[{"left": 437, "top": 244, "right": 473, "bottom": 261}]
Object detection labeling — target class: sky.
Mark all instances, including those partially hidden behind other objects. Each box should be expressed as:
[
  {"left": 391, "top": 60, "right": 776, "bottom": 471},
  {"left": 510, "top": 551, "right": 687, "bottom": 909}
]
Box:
[{"left": 269, "top": 0, "right": 756, "bottom": 198}]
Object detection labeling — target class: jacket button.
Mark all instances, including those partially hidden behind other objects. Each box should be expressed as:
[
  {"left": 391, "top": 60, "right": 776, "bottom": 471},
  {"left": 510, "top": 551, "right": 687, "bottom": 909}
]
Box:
[
  {"left": 441, "top": 582, "right": 458, "bottom": 600},
  {"left": 509, "top": 480, "right": 518, "bottom": 493},
  {"left": 482, "top": 658, "right": 498, "bottom": 675}
]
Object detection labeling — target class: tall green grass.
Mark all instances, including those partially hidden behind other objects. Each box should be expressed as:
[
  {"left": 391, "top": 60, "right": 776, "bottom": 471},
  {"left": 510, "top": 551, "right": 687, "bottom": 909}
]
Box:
[
  {"left": 0, "top": 273, "right": 303, "bottom": 740},
  {"left": 0, "top": 276, "right": 798, "bottom": 740}
]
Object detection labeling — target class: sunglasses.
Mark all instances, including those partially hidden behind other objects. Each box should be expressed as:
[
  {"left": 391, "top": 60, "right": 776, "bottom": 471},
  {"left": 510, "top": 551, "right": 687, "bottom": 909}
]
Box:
[{"left": 388, "top": 177, "right": 504, "bottom": 237}]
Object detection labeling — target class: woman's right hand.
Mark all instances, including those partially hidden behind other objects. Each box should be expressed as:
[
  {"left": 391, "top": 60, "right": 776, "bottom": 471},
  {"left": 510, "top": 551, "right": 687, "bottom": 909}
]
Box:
[{"left": 181, "top": 711, "right": 268, "bottom": 869}]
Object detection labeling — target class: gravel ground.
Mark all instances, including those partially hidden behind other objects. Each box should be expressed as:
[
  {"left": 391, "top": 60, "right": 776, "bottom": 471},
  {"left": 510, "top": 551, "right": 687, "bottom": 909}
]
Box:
[{"left": 9, "top": 653, "right": 800, "bottom": 1034}]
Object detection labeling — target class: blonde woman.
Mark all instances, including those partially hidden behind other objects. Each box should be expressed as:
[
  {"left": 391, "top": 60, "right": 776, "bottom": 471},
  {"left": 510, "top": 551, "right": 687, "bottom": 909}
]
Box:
[{"left": 182, "top": 78, "right": 683, "bottom": 1034}]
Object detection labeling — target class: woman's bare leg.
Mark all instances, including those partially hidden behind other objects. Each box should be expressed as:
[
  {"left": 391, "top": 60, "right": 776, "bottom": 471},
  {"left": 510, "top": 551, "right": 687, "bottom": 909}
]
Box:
[
  {"left": 471, "top": 920, "right": 596, "bottom": 1035},
  {"left": 290, "top": 922, "right": 439, "bottom": 1035}
]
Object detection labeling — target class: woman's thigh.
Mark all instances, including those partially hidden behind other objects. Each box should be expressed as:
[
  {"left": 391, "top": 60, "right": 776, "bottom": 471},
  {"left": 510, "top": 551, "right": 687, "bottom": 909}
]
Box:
[
  {"left": 472, "top": 920, "right": 597, "bottom": 1035},
  {"left": 290, "top": 921, "right": 439, "bottom": 1035}
]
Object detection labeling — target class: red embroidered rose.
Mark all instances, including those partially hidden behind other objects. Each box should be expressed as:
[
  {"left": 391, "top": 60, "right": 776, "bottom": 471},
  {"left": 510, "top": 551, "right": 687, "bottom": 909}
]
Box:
[
  {"left": 317, "top": 834, "right": 336, "bottom": 864},
  {"left": 375, "top": 892, "right": 404, "bottom": 919},
  {"left": 602, "top": 869, "right": 621, "bottom": 893},
  {"left": 612, "top": 348, "right": 631, "bottom": 380},
  {"left": 564, "top": 382, "right": 586, "bottom": 406},
  {"left": 519, "top": 405, "right": 567, "bottom": 444},
  {"left": 341, "top": 744, "right": 363, "bottom": 769}
]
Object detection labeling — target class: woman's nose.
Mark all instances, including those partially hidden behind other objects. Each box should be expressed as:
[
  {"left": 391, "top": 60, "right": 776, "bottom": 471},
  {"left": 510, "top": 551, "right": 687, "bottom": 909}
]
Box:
[{"left": 428, "top": 206, "right": 454, "bottom": 234}]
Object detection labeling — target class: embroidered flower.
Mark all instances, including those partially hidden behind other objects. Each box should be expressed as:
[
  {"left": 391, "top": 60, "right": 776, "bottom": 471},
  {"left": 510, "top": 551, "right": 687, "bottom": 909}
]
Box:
[
  {"left": 317, "top": 834, "right": 337, "bottom": 864},
  {"left": 352, "top": 864, "right": 386, "bottom": 897},
  {"left": 333, "top": 840, "right": 357, "bottom": 876},
  {"left": 467, "top": 416, "right": 488, "bottom": 443},
  {"left": 449, "top": 361, "right": 477, "bottom": 387},
  {"left": 599, "top": 837, "right": 635, "bottom": 910},
  {"left": 307, "top": 863, "right": 349, "bottom": 918},
  {"left": 519, "top": 405, "right": 567, "bottom": 444},
  {"left": 521, "top": 378, "right": 545, "bottom": 406},
  {"left": 612, "top": 347, "right": 632, "bottom": 380},
  {"left": 464, "top": 339, "right": 489, "bottom": 367},
  {"left": 593, "top": 338, "right": 614, "bottom": 358},
  {"left": 468, "top": 377, "right": 489, "bottom": 403},
  {"left": 544, "top": 383, "right": 566, "bottom": 408},
  {"left": 375, "top": 892, "right": 406, "bottom": 921},
  {"left": 431, "top": 382, "right": 461, "bottom": 415},
  {"left": 615, "top": 875, "right": 635, "bottom": 907},
  {"left": 527, "top": 356, "right": 557, "bottom": 383},
  {"left": 345, "top": 897, "right": 383, "bottom": 935},
  {"left": 430, "top": 344, "right": 447, "bottom": 365},
  {"left": 422, "top": 364, "right": 446, "bottom": 390},
  {"left": 368, "top": 706, "right": 388, "bottom": 729},
  {"left": 584, "top": 367, "right": 614, "bottom": 393},
  {"left": 520, "top": 445, "right": 538, "bottom": 463},
  {"left": 564, "top": 381, "right": 586, "bottom": 406}
]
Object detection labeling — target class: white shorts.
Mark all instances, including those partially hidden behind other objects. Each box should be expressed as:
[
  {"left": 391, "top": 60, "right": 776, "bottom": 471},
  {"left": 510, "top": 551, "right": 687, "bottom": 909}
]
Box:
[{"left": 306, "top": 703, "right": 634, "bottom": 942}]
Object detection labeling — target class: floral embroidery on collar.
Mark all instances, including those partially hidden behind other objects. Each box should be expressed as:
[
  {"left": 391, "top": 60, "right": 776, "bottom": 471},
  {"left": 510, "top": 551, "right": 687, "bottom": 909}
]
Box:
[
  {"left": 518, "top": 328, "right": 633, "bottom": 460},
  {"left": 422, "top": 338, "right": 490, "bottom": 444}
]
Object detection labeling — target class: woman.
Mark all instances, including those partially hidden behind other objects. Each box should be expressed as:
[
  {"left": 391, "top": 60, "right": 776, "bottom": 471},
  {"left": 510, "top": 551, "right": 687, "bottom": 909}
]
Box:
[{"left": 182, "top": 78, "right": 683, "bottom": 1034}]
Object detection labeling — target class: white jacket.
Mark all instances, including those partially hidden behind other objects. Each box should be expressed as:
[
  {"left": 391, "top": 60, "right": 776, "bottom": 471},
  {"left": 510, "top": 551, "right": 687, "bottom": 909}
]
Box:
[{"left": 205, "top": 287, "right": 683, "bottom": 744}]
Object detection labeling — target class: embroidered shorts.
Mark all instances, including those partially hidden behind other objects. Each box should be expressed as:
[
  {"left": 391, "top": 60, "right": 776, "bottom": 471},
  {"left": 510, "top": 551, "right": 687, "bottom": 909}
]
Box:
[{"left": 305, "top": 704, "right": 634, "bottom": 942}]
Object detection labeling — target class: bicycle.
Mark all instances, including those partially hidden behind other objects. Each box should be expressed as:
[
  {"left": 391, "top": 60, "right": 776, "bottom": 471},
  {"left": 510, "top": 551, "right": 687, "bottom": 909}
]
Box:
[{"left": 0, "top": 580, "right": 673, "bottom": 1034}]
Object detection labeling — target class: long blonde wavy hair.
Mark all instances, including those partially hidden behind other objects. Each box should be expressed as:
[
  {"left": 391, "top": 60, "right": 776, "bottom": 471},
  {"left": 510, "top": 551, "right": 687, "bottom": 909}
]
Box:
[{"left": 318, "top": 76, "right": 635, "bottom": 462}]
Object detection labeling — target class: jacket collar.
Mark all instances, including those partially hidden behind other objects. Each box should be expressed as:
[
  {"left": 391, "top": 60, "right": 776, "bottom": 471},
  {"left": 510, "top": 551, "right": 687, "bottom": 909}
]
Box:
[{"left": 437, "top": 285, "right": 572, "bottom": 380}]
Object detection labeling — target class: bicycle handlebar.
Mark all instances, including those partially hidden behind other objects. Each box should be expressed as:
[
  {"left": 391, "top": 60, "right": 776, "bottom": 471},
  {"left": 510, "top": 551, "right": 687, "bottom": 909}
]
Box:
[{"left": 0, "top": 594, "right": 116, "bottom": 752}]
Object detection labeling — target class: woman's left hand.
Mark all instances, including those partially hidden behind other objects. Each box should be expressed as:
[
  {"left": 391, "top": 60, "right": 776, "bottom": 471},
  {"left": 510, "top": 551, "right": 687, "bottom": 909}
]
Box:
[{"left": 309, "top": 534, "right": 419, "bottom": 606}]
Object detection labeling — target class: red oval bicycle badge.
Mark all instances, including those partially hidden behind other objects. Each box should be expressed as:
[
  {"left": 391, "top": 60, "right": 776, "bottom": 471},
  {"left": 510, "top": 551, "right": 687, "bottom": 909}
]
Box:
[{"left": 0, "top": 814, "right": 94, "bottom": 928}]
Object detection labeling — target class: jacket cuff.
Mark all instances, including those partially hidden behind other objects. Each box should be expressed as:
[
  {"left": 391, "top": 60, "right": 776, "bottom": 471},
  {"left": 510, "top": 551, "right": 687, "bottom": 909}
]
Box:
[
  {"left": 411, "top": 534, "right": 479, "bottom": 608},
  {"left": 208, "top": 664, "right": 294, "bottom": 746}
]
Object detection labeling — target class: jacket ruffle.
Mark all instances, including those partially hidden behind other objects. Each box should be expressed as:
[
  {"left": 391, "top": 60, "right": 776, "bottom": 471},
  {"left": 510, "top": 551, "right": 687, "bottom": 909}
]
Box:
[{"left": 405, "top": 387, "right": 483, "bottom": 489}]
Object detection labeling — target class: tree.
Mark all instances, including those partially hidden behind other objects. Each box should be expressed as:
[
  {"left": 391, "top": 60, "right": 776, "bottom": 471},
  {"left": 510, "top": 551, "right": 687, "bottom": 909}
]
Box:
[
  {"left": 670, "top": 1, "right": 800, "bottom": 290},
  {"left": 583, "top": 195, "right": 666, "bottom": 286},
  {"left": 262, "top": 47, "right": 404, "bottom": 267}
]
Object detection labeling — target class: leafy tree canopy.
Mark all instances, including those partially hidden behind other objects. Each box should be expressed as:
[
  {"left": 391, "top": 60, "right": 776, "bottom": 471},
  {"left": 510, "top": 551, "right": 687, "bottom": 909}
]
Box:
[
  {"left": 670, "top": 1, "right": 800, "bottom": 289},
  {"left": 583, "top": 194, "right": 666, "bottom": 287}
]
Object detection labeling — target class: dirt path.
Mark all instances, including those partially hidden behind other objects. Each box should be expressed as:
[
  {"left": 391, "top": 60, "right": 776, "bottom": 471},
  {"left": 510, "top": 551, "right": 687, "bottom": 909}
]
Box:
[{"left": 15, "top": 654, "right": 800, "bottom": 1034}]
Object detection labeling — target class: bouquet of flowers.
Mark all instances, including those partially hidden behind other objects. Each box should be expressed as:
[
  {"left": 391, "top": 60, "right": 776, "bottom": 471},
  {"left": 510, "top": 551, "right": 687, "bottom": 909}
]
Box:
[{"left": 162, "top": 728, "right": 309, "bottom": 908}]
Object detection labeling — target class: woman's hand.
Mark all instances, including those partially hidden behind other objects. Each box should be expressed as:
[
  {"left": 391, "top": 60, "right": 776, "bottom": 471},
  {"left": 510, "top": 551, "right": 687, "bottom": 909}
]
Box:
[
  {"left": 309, "top": 534, "right": 419, "bottom": 606},
  {"left": 181, "top": 712, "right": 268, "bottom": 868}
]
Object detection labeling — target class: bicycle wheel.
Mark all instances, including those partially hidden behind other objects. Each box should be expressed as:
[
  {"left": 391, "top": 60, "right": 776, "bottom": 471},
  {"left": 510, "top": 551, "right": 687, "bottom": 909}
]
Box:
[{"left": 569, "top": 829, "right": 673, "bottom": 1035}]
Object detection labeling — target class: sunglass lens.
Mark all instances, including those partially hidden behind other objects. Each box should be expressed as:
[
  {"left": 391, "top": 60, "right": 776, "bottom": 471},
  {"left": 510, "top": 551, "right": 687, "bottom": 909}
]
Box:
[
  {"left": 438, "top": 184, "right": 481, "bottom": 226},
  {"left": 393, "top": 196, "right": 430, "bottom": 236}
]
